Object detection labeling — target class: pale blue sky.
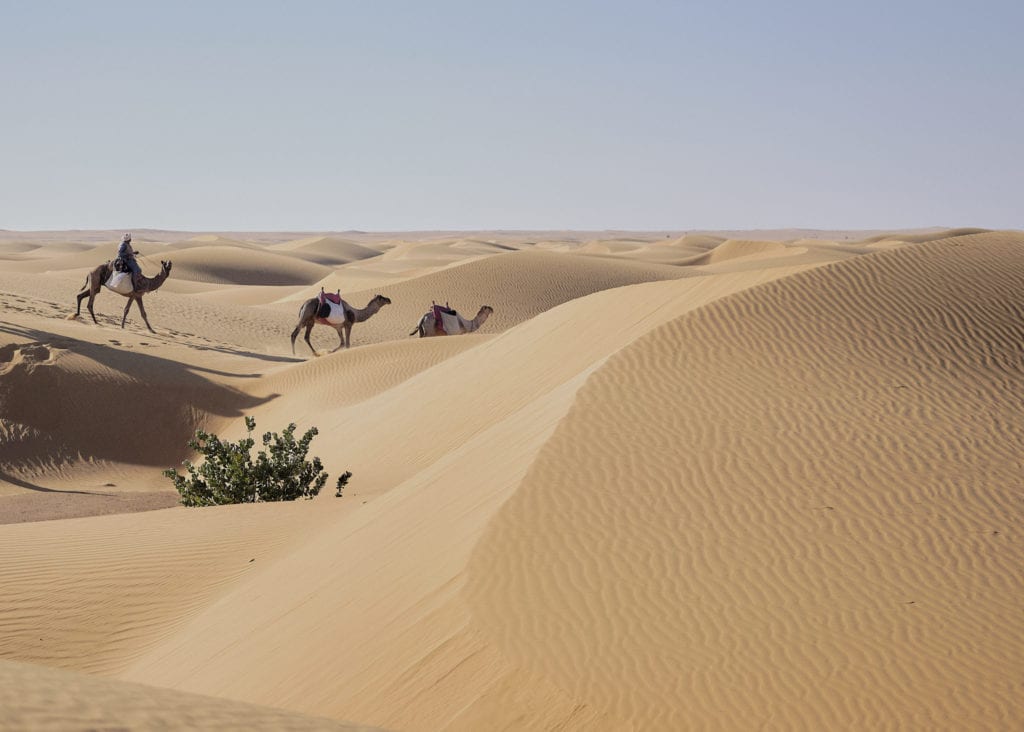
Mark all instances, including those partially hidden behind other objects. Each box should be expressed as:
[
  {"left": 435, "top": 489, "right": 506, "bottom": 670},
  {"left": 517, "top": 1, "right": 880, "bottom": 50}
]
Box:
[{"left": 1, "top": 1, "right": 1021, "bottom": 231}]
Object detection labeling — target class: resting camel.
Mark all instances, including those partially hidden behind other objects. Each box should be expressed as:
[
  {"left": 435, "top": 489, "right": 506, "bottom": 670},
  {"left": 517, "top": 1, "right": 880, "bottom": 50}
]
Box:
[
  {"left": 409, "top": 305, "right": 493, "bottom": 337},
  {"left": 290, "top": 293, "right": 392, "bottom": 356},
  {"left": 74, "top": 260, "right": 173, "bottom": 333}
]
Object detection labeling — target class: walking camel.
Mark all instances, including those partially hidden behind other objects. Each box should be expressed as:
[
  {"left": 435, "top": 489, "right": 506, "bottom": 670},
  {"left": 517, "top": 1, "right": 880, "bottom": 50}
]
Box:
[
  {"left": 290, "top": 293, "right": 392, "bottom": 356},
  {"left": 409, "top": 305, "right": 493, "bottom": 337},
  {"left": 74, "top": 260, "right": 173, "bottom": 333}
]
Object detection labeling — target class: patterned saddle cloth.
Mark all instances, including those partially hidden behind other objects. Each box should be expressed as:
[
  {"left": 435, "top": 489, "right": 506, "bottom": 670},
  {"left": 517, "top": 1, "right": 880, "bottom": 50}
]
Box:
[
  {"left": 316, "top": 291, "right": 347, "bottom": 324},
  {"left": 432, "top": 304, "right": 466, "bottom": 334}
]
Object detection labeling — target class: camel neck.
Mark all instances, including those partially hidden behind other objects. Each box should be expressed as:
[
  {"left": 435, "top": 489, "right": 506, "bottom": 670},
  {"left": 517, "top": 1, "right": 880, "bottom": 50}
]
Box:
[
  {"left": 351, "top": 302, "right": 381, "bottom": 323},
  {"left": 138, "top": 268, "right": 168, "bottom": 293}
]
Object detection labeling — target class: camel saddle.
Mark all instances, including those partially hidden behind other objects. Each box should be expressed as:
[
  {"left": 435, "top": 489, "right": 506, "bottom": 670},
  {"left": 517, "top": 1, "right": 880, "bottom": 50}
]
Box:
[
  {"left": 104, "top": 269, "right": 135, "bottom": 295},
  {"left": 316, "top": 290, "right": 347, "bottom": 325},
  {"left": 432, "top": 304, "right": 461, "bottom": 335},
  {"left": 110, "top": 257, "right": 143, "bottom": 292}
]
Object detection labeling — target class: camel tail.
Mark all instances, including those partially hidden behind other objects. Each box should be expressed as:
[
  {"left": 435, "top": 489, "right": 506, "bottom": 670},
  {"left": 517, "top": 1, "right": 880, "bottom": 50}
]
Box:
[{"left": 78, "top": 273, "right": 91, "bottom": 293}]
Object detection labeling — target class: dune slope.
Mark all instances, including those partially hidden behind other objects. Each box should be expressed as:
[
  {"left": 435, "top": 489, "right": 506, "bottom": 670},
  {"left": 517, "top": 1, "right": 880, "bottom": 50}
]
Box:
[
  {"left": 0, "top": 659, "right": 376, "bottom": 731},
  {"left": 466, "top": 231, "right": 1024, "bottom": 729},
  {"left": 106, "top": 266, "right": 804, "bottom": 729}
]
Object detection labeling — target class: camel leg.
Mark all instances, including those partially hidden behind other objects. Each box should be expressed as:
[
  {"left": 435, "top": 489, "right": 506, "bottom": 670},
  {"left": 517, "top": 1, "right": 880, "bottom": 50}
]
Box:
[
  {"left": 87, "top": 291, "right": 99, "bottom": 325},
  {"left": 342, "top": 322, "right": 352, "bottom": 350},
  {"left": 330, "top": 324, "right": 345, "bottom": 353},
  {"left": 303, "top": 323, "right": 318, "bottom": 357},
  {"left": 75, "top": 273, "right": 95, "bottom": 320},
  {"left": 76, "top": 289, "right": 89, "bottom": 318},
  {"left": 121, "top": 298, "right": 134, "bottom": 328},
  {"left": 135, "top": 297, "right": 156, "bottom": 334},
  {"left": 289, "top": 323, "right": 302, "bottom": 354}
]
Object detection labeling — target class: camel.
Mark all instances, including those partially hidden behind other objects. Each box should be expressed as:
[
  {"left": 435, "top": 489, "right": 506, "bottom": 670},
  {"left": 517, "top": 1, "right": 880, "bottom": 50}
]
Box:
[
  {"left": 74, "top": 260, "right": 173, "bottom": 333},
  {"left": 409, "top": 305, "right": 493, "bottom": 337},
  {"left": 290, "top": 293, "right": 392, "bottom": 356}
]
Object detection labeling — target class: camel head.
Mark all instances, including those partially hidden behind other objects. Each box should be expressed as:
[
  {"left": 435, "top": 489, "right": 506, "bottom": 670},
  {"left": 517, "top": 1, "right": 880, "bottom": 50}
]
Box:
[
  {"left": 161, "top": 260, "right": 173, "bottom": 274},
  {"left": 372, "top": 294, "right": 392, "bottom": 307}
]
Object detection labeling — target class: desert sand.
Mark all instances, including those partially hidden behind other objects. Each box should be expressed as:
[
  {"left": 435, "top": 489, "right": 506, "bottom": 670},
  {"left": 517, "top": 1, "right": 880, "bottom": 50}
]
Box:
[{"left": 1, "top": 227, "right": 1021, "bottom": 729}]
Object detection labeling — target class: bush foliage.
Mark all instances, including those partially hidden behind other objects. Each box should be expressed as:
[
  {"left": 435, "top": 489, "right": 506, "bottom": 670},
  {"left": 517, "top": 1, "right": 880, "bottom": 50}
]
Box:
[
  {"left": 335, "top": 470, "right": 352, "bottom": 497},
  {"left": 164, "top": 417, "right": 331, "bottom": 506}
]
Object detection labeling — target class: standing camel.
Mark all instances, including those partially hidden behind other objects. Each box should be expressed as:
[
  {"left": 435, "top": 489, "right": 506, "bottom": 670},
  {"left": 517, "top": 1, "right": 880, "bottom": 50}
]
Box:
[
  {"left": 409, "top": 305, "right": 493, "bottom": 337},
  {"left": 290, "top": 294, "right": 392, "bottom": 356},
  {"left": 74, "top": 260, "right": 173, "bottom": 333}
]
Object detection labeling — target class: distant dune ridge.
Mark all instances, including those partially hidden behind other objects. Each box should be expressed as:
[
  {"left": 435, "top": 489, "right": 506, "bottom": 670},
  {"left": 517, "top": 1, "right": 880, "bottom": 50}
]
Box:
[{"left": 0, "top": 227, "right": 1021, "bottom": 730}]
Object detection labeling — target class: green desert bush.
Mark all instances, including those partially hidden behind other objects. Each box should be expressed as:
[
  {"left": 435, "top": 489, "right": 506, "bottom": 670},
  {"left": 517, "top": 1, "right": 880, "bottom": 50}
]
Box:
[
  {"left": 164, "top": 416, "right": 334, "bottom": 506},
  {"left": 335, "top": 470, "right": 352, "bottom": 498}
]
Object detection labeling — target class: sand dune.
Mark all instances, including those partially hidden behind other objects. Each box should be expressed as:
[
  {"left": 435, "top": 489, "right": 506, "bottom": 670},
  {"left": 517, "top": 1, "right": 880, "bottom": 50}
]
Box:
[
  {"left": 861, "top": 226, "right": 991, "bottom": 245},
  {"left": 270, "top": 236, "right": 384, "bottom": 266},
  {"left": 257, "top": 335, "right": 488, "bottom": 410},
  {"left": 467, "top": 231, "right": 1024, "bottom": 728},
  {"left": 108, "top": 266, "right": 799, "bottom": 729},
  {"left": 0, "top": 241, "right": 130, "bottom": 274},
  {"left": 174, "top": 234, "right": 266, "bottom": 250},
  {"left": 256, "top": 247, "right": 693, "bottom": 356},
  {"left": 0, "top": 240, "right": 92, "bottom": 257},
  {"left": 0, "top": 659, "right": 376, "bottom": 730},
  {"left": 0, "top": 500, "right": 345, "bottom": 674},
  {"left": 696, "top": 237, "right": 792, "bottom": 264},
  {"left": 0, "top": 332, "right": 271, "bottom": 484},
  {"left": 1, "top": 228, "right": 1021, "bottom": 730},
  {"left": 318, "top": 249, "right": 690, "bottom": 344},
  {"left": 166, "top": 245, "right": 332, "bottom": 286}
]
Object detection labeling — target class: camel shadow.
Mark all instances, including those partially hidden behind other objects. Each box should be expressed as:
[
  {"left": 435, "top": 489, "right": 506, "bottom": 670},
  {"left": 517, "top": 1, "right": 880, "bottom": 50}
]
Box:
[
  {"left": 62, "top": 316, "right": 304, "bottom": 368},
  {"left": 0, "top": 471, "right": 102, "bottom": 495},
  {"left": 177, "top": 340, "right": 304, "bottom": 366}
]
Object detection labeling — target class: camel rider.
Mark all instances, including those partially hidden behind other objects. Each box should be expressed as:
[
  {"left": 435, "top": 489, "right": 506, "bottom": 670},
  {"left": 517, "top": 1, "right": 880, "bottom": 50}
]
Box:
[{"left": 116, "top": 233, "right": 143, "bottom": 289}]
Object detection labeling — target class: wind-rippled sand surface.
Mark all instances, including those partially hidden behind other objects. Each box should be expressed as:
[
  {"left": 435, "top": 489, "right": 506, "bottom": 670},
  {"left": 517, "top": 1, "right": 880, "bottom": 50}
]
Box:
[{"left": 1, "top": 227, "right": 1021, "bottom": 729}]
